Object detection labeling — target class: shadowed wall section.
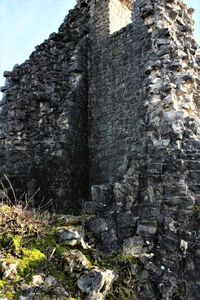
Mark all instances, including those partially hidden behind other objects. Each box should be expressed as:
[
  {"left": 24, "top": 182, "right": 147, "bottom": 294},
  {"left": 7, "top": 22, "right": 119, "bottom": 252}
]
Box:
[
  {"left": 89, "top": 0, "right": 151, "bottom": 184},
  {"left": 0, "top": 3, "right": 90, "bottom": 212}
]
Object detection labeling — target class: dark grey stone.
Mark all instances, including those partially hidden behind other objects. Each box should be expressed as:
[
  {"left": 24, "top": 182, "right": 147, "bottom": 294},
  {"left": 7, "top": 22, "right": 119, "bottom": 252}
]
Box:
[
  {"left": 100, "top": 230, "right": 118, "bottom": 252},
  {"left": 87, "top": 218, "right": 108, "bottom": 234},
  {"left": 116, "top": 212, "right": 137, "bottom": 228}
]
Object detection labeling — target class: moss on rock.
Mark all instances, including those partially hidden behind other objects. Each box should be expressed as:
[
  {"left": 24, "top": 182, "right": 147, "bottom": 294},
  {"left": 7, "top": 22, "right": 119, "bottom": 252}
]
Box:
[{"left": 0, "top": 203, "right": 140, "bottom": 299}]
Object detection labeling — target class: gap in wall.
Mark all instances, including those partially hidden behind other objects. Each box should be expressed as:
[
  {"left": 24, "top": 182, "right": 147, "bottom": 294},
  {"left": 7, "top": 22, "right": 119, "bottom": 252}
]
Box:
[{"left": 109, "top": 0, "right": 132, "bottom": 34}]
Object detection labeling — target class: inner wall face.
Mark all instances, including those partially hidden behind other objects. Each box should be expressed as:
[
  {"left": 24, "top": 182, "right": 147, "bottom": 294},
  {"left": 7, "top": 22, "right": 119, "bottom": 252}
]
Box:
[
  {"left": 89, "top": 4, "right": 151, "bottom": 185},
  {"left": 109, "top": 0, "right": 132, "bottom": 34}
]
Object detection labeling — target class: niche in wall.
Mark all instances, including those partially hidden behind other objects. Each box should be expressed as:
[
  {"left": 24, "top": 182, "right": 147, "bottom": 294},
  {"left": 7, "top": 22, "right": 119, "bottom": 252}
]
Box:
[{"left": 109, "top": 0, "right": 132, "bottom": 34}]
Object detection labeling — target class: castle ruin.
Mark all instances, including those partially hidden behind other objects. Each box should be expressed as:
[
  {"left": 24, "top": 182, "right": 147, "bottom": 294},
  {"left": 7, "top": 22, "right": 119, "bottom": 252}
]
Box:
[{"left": 1, "top": 0, "right": 200, "bottom": 298}]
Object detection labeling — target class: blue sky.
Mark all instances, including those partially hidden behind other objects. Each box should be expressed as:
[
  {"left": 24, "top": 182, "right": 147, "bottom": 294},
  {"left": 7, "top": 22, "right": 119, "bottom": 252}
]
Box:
[
  {"left": 0, "top": 0, "right": 199, "bottom": 91},
  {"left": 0, "top": 0, "right": 76, "bottom": 89}
]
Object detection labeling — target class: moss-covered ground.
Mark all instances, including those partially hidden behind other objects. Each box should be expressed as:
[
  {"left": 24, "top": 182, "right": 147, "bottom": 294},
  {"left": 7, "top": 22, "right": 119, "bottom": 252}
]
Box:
[
  {"left": 0, "top": 203, "right": 140, "bottom": 299},
  {"left": 0, "top": 204, "right": 86, "bottom": 299}
]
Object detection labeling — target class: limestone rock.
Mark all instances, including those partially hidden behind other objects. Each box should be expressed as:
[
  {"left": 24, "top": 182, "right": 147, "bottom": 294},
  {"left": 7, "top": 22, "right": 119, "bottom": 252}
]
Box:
[
  {"left": 1, "top": 260, "right": 18, "bottom": 279},
  {"left": 122, "top": 236, "right": 153, "bottom": 259},
  {"left": 87, "top": 218, "right": 108, "bottom": 234},
  {"left": 63, "top": 250, "right": 89, "bottom": 272},
  {"left": 77, "top": 269, "right": 115, "bottom": 299},
  {"left": 43, "top": 276, "right": 57, "bottom": 290},
  {"left": 32, "top": 274, "right": 44, "bottom": 286},
  {"left": 58, "top": 226, "right": 88, "bottom": 249}
]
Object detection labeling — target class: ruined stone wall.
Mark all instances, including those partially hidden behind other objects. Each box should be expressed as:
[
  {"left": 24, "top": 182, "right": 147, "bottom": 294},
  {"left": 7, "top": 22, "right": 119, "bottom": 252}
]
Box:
[
  {"left": 85, "top": 0, "right": 200, "bottom": 298},
  {"left": 0, "top": 0, "right": 200, "bottom": 298},
  {"left": 89, "top": 0, "right": 151, "bottom": 184},
  {"left": 0, "top": 2, "right": 90, "bottom": 212}
]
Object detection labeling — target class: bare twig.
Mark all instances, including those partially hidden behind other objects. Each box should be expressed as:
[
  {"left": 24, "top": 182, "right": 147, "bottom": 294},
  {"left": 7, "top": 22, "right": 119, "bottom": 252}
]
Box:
[{"left": 4, "top": 175, "right": 17, "bottom": 205}]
